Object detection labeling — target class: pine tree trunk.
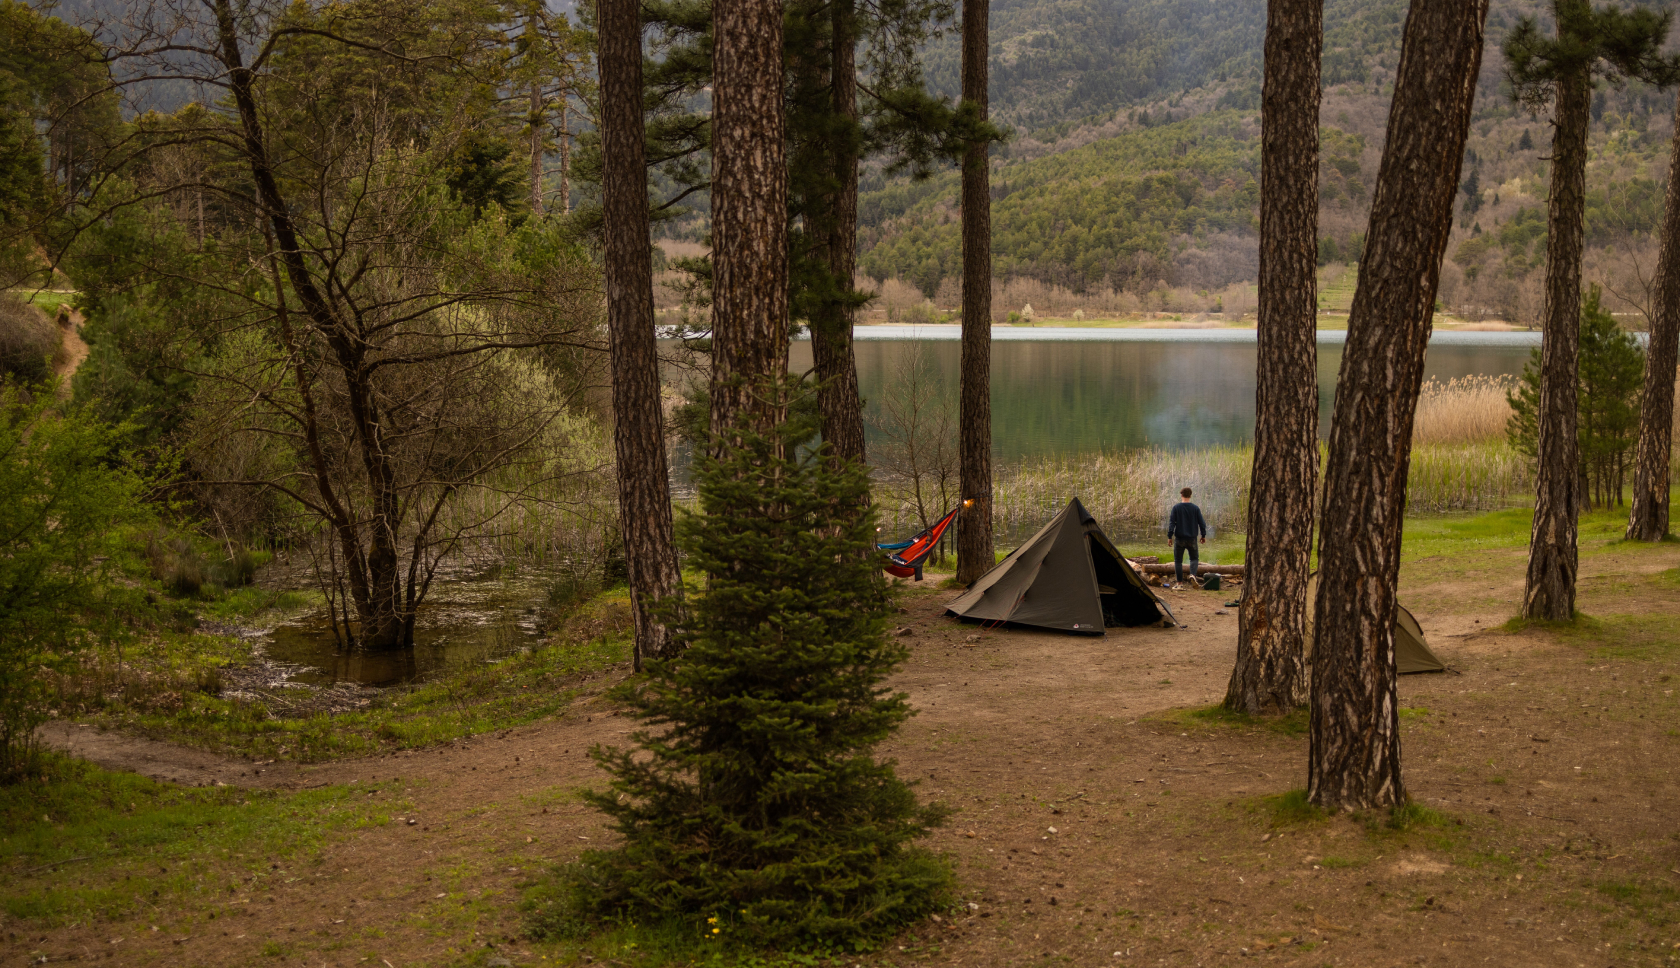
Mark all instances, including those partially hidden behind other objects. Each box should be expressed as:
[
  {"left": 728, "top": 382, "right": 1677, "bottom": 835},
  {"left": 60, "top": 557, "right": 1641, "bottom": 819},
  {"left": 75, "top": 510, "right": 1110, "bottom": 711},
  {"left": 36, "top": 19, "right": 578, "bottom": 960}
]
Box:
[
  {"left": 530, "top": 82, "right": 545, "bottom": 216},
  {"left": 600, "top": 0, "right": 684, "bottom": 665},
  {"left": 1524, "top": 71, "right": 1589, "bottom": 619},
  {"left": 955, "top": 0, "right": 994, "bottom": 585},
  {"left": 810, "top": 0, "right": 868, "bottom": 464},
  {"left": 1225, "top": 0, "right": 1320, "bottom": 717},
  {"left": 1308, "top": 0, "right": 1488, "bottom": 812},
  {"left": 709, "top": 0, "right": 789, "bottom": 440},
  {"left": 1627, "top": 90, "right": 1680, "bottom": 541},
  {"left": 559, "top": 81, "right": 571, "bottom": 215}
]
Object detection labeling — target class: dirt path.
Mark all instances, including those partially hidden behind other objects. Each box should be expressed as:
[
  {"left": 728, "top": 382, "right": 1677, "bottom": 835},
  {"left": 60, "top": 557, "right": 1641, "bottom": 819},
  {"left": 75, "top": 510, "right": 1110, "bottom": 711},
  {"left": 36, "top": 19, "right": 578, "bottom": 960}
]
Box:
[
  {"left": 13, "top": 543, "right": 1680, "bottom": 968},
  {"left": 52, "top": 305, "right": 88, "bottom": 399}
]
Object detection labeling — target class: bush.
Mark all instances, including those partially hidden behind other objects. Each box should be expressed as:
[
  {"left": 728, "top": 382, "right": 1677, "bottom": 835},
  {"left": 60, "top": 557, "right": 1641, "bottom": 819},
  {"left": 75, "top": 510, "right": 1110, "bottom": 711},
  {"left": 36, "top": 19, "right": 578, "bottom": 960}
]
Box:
[
  {"left": 0, "top": 294, "right": 57, "bottom": 382},
  {"left": 0, "top": 384, "right": 147, "bottom": 777},
  {"left": 545, "top": 378, "right": 951, "bottom": 950}
]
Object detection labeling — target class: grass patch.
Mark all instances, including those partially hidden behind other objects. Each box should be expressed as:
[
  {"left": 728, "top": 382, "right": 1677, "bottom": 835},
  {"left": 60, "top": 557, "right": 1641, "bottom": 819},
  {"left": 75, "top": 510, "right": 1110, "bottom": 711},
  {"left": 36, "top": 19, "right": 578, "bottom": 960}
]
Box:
[
  {"left": 198, "top": 586, "right": 320, "bottom": 623},
  {"left": 1160, "top": 704, "right": 1308, "bottom": 736},
  {"left": 1596, "top": 878, "right": 1680, "bottom": 927},
  {"left": 89, "top": 628, "right": 631, "bottom": 762},
  {"left": 1500, "top": 612, "right": 1680, "bottom": 662},
  {"left": 0, "top": 754, "right": 385, "bottom": 926},
  {"left": 1264, "top": 789, "right": 1326, "bottom": 827},
  {"left": 1377, "top": 801, "right": 1452, "bottom": 835},
  {"left": 78, "top": 590, "right": 637, "bottom": 762},
  {"left": 12, "top": 289, "right": 75, "bottom": 317}
]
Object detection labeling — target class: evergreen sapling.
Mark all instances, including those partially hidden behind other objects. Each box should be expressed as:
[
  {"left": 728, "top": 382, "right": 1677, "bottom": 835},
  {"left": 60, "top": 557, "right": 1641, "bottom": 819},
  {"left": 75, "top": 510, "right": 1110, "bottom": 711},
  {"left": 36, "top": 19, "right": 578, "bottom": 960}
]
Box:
[{"left": 551, "top": 378, "right": 951, "bottom": 949}]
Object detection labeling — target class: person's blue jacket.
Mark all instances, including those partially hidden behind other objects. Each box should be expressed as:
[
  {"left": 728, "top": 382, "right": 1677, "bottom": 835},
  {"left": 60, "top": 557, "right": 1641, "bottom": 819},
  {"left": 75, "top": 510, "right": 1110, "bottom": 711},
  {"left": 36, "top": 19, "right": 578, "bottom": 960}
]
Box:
[{"left": 1167, "top": 502, "right": 1208, "bottom": 542}]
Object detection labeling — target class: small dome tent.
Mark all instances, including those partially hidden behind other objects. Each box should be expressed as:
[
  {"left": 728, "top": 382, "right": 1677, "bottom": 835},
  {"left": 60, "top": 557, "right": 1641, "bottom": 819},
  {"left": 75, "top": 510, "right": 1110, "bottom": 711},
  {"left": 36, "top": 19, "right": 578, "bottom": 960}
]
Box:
[
  {"left": 945, "top": 497, "right": 1174, "bottom": 634},
  {"left": 1303, "top": 573, "right": 1445, "bottom": 674}
]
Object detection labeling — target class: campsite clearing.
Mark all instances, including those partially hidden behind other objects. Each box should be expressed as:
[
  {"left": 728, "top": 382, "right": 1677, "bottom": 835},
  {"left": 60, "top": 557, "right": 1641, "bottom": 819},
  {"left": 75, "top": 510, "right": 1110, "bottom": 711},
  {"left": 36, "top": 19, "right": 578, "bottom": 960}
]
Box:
[{"left": 4, "top": 507, "right": 1680, "bottom": 967}]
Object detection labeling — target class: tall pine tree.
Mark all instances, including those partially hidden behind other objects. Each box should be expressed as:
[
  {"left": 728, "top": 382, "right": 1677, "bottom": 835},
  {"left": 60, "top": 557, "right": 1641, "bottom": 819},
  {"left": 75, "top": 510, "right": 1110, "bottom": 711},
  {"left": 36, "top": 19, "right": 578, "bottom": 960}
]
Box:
[{"left": 1504, "top": 0, "right": 1680, "bottom": 619}]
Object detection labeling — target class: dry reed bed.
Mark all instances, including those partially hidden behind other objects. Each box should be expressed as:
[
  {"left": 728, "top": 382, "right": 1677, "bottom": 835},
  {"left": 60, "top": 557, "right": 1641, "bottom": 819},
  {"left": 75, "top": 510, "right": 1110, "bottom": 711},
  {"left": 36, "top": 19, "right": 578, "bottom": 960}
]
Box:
[{"left": 979, "top": 377, "right": 1553, "bottom": 540}]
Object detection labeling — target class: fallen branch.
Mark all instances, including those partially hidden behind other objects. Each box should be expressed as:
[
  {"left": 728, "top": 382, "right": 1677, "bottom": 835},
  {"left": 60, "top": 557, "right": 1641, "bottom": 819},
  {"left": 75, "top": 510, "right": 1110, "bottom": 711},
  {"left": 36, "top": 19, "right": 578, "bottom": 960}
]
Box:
[{"left": 1135, "top": 563, "right": 1244, "bottom": 576}]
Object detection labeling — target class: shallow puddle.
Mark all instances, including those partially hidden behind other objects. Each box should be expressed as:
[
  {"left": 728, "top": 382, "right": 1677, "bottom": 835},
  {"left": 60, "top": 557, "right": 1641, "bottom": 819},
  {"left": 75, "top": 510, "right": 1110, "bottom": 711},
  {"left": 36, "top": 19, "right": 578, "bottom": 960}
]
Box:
[{"left": 255, "top": 565, "right": 560, "bottom": 687}]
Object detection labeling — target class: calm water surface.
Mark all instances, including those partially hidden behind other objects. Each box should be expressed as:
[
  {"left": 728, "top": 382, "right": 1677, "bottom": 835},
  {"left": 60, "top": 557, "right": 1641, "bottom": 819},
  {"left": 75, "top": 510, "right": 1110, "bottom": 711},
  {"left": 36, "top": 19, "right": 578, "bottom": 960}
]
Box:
[{"left": 790, "top": 330, "right": 1535, "bottom": 461}]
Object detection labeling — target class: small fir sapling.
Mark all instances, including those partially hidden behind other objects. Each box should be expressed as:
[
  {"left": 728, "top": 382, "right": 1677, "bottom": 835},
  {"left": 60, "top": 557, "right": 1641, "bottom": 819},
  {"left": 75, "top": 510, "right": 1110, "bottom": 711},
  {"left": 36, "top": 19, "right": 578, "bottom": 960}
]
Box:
[{"left": 547, "top": 377, "right": 952, "bottom": 948}]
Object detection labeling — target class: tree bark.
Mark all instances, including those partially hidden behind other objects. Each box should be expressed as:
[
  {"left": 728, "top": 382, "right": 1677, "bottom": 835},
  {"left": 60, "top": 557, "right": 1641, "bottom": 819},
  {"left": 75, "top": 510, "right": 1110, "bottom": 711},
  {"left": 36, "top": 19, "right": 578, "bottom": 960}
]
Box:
[
  {"left": 600, "top": 0, "right": 684, "bottom": 666},
  {"left": 955, "top": 0, "right": 993, "bottom": 585},
  {"left": 709, "top": 0, "right": 789, "bottom": 440},
  {"left": 1524, "top": 70, "right": 1589, "bottom": 619},
  {"left": 1308, "top": 0, "right": 1488, "bottom": 812},
  {"left": 1627, "top": 90, "right": 1680, "bottom": 541},
  {"left": 1225, "top": 0, "right": 1321, "bottom": 717},
  {"left": 558, "top": 81, "right": 571, "bottom": 215},
  {"left": 809, "top": 0, "right": 868, "bottom": 464},
  {"left": 529, "top": 82, "right": 545, "bottom": 216}
]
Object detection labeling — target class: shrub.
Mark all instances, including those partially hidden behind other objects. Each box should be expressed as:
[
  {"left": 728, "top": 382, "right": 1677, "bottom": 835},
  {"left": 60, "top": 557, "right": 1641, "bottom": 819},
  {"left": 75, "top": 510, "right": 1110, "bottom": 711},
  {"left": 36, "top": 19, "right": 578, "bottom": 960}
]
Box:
[
  {"left": 0, "top": 294, "right": 57, "bottom": 382},
  {"left": 0, "top": 384, "right": 147, "bottom": 777},
  {"left": 547, "top": 378, "right": 951, "bottom": 950}
]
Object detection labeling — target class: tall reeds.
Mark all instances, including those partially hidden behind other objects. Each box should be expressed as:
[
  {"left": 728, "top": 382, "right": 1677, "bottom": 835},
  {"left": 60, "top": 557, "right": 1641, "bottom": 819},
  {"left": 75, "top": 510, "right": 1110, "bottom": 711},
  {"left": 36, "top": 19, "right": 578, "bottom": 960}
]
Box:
[
  {"left": 971, "top": 376, "right": 1550, "bottom": 541},
  {"left": 1412, "top": 375, "right": 1517, "bottom": 445}
]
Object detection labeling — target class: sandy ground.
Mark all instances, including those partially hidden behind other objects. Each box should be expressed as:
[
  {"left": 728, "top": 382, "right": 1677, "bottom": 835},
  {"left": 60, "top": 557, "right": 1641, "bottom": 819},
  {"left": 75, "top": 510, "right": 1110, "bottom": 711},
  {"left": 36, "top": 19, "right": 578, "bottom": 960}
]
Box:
[{"left": 10, "top": 540, "right": 1680, "bottom": 967}]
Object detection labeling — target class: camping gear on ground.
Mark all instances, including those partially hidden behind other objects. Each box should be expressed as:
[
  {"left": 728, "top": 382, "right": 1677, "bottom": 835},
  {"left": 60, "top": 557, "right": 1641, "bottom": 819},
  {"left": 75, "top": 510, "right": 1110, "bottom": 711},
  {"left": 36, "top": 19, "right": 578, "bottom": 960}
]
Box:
[
  {"left": 880, "top": 506, "right": 960, "bottom": 581},
  {"left": 1203, "top": 573, "right": 1222, "bottom": 591},
  {"left": 944, "top": 497, "right": 1175, "bottom": 633}
]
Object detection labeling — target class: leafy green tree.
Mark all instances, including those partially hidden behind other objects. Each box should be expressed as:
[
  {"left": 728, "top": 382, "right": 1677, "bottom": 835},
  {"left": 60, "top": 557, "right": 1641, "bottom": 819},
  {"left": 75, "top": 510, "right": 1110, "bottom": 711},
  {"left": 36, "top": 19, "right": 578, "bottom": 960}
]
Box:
[
  {"left": 552, "top": 377, "right": 951, "bottom": 948},
  {"left": 1506, "top": 287, "right": 1645, "bottom": 508},
  {"left": 0, "top": 385, "right": 147, "bottom": 777}
]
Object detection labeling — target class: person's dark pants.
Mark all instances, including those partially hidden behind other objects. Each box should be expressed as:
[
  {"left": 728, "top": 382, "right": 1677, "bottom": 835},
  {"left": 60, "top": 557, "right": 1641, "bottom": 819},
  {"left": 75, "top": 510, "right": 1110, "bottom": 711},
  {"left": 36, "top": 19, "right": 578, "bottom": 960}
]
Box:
[{"left": 1173, "top": 539, "right": 1200, "bottom": 583}]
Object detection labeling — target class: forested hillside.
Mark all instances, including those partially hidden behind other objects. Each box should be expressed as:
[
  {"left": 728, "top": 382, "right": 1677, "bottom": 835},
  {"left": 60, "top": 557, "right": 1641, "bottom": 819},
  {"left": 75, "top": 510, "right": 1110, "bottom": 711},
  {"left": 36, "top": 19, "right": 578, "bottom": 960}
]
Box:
[
  {"left": 859, "top": 0, "right": 1680, "bottom": 324},
  {"left": 917, "top": 0, "right": 1418, "bottom": 138}
]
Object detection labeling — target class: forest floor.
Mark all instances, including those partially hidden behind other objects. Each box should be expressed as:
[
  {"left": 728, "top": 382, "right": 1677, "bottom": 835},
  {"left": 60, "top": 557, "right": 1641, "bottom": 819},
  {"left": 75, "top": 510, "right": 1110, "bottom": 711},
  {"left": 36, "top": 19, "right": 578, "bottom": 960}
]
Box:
[{"left": 4, "top": 507, "right": 1680, "bottom": 968}]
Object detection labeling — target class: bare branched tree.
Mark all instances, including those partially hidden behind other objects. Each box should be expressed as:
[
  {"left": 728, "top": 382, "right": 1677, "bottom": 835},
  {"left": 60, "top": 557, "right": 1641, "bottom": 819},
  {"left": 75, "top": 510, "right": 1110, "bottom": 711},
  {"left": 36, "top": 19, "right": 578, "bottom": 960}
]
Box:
[{"left": 60, "top": 0, "right": 608, "bottom": 649}]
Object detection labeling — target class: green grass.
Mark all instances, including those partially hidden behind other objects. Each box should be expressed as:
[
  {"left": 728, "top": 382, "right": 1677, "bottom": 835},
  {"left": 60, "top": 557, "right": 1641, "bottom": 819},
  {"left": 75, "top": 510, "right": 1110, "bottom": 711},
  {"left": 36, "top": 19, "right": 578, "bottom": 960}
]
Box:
[
  {"left": 0, "top": 754, "right": 386, "bottom": 926},
  {"left": 1264, "top": 789, "right": 1326, "bottom": 827},
  {"left": 11, "top": 289, "right": 75, "bottom": 317},
  {"left": 197, "top": 585, "right": 320, "bottom": 623},
  {"left": 1540, "top": 613, "right": 1680, "bottom": 662},
  {"left": 89, "top": 626, "right": 632, "bottom": 762},
  {"left": 1596, "top": 878, "right": 1680, "bottom": 927},
  {"left": 1380, "top": 802, "right": 1451, "bottom": 834}
]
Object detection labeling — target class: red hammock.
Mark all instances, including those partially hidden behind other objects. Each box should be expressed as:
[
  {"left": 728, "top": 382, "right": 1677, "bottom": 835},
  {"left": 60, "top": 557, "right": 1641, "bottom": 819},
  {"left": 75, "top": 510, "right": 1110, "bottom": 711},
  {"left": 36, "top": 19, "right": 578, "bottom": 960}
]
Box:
[{"left": 882, "top": 506, "right": 960, "bottom": 581}]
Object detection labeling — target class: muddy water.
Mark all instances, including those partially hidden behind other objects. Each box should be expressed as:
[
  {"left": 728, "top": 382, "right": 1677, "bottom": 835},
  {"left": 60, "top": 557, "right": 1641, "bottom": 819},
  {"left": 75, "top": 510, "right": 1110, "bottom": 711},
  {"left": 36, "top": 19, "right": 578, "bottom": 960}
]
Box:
[{"left": 255, "top": 565, "right": 560, "bottom": 688}]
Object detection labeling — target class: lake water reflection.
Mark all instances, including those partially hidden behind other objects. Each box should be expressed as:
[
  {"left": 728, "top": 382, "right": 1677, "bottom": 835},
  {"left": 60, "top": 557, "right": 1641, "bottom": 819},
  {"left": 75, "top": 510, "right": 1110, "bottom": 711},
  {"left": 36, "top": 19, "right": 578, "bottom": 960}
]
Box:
[{"left": 784, "top": 331, "right": 1536, "bottom": 461}]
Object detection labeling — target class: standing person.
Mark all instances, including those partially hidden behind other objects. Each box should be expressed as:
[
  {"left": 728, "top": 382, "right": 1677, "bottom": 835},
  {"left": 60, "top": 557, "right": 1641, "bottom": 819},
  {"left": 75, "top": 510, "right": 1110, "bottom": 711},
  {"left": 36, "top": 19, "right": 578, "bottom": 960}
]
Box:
[{"left": 1167, "top": 487, "right": 1209, "bottom": 584}]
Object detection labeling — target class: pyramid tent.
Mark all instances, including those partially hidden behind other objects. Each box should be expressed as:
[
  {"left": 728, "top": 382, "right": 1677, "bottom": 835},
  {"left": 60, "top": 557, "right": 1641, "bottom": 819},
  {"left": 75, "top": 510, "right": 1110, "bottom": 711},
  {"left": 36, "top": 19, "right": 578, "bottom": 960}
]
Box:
[
  {"left": 945, "top": 498, "right": 1174, "bottom": 634},
  {"left": 1303, "top": 573, "right": 1445, "bottom": 674}
]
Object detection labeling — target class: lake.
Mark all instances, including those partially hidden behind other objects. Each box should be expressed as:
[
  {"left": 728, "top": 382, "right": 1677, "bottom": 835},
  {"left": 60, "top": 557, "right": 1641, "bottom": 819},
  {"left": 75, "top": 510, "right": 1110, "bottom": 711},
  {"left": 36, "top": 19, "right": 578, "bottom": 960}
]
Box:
[{"left": 787, "top": 327, "right": 1538, "bottom": 461}]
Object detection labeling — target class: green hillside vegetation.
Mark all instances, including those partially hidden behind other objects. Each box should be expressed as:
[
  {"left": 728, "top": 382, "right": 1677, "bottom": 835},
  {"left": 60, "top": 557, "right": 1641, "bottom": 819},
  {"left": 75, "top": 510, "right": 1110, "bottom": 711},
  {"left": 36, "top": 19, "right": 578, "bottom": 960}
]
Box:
[
  {"left": 860, "top": 113, "right": 1371, "bottom": 296},
  {"left": 915, "top": 0, "right": 1413, "bottom": 136}
]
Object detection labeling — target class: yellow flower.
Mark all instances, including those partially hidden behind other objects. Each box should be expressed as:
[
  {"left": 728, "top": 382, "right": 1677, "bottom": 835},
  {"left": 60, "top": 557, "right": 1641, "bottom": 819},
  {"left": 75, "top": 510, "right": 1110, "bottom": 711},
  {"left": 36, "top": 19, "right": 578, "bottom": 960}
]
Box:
[{"left": 712, "top": 928, "right": 720, "bottom": 934}]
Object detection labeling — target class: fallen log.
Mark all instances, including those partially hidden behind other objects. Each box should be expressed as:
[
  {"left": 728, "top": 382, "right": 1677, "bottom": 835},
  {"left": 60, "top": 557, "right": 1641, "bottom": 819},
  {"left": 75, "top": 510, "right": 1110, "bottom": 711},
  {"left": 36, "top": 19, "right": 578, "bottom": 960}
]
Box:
[{"left": 1134, "top": 563, "right": 1244, "bottom": 576}]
